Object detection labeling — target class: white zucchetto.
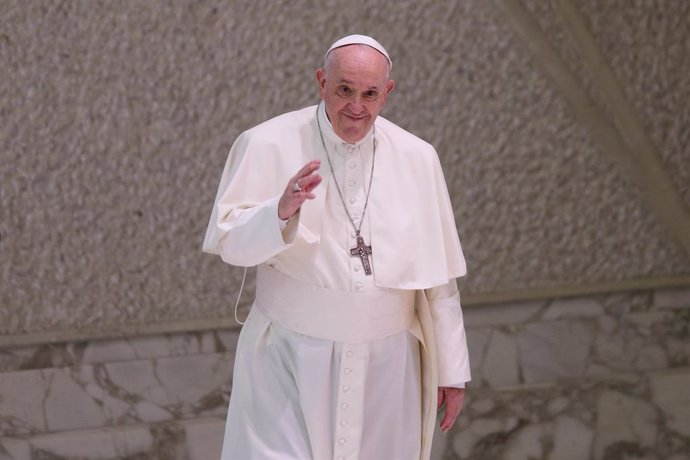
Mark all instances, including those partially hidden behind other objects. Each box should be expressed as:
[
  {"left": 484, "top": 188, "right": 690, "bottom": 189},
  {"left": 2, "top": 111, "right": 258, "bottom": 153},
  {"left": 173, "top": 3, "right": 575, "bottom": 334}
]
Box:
[{"left": 325, "top": 34, "right": 392, "bottom": 70}]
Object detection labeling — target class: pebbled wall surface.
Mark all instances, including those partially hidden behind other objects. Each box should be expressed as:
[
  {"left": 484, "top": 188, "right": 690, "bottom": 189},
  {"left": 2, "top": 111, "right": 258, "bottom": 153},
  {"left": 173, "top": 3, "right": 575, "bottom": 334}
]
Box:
[{"left": 1, "top": 0, "right": 689, "bottom": 338}]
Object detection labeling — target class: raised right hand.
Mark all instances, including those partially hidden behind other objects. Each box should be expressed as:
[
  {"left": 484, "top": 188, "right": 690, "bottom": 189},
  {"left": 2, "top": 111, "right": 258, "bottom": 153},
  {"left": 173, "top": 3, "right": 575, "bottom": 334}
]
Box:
[{"left": 277, "top": 160, "right": 322, "bottom": 220}]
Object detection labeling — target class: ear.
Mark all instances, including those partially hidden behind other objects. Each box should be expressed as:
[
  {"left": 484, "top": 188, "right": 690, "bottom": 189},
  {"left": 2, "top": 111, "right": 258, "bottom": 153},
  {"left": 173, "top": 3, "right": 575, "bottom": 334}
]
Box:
[
  {"left": 386, "top": 79, "right": 395, "bottom": 95},
  {"left": 381, "top": 79, "right": 395, "bottom": 107},
  {"left": 315, "top": 68, "right": 327, "bottom": 95}
]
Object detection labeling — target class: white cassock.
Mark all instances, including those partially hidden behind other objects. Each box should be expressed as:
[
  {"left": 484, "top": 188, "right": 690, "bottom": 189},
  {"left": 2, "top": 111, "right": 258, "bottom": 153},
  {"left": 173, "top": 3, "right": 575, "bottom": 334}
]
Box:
[{"left": 203, "top": 103, "right": 471, "bottom": 460}]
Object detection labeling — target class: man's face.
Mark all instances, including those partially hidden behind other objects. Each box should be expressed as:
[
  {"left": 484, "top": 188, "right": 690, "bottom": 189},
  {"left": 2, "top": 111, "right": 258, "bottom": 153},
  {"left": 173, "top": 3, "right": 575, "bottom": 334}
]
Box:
[{"left": 316, "top": 45, "right": 395, "bottom": 143}]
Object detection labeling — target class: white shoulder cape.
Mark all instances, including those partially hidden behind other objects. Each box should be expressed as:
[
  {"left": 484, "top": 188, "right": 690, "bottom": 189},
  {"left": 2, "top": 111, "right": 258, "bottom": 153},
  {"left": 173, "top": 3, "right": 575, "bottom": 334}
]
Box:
[{"left": 203, "top": 105, "right": 467, "bottom": 290}]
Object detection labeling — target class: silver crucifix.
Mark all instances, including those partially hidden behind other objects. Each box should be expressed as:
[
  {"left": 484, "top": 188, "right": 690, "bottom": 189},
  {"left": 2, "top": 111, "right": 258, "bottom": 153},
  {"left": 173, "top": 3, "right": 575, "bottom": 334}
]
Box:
[{"left": 350, "top": 233, "right": 373, "bottom": 275}]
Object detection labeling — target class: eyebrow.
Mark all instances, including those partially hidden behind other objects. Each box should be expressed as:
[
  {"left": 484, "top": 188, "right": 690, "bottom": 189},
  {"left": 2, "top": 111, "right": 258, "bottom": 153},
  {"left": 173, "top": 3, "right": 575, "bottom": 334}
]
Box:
[{"left": 337, "top": 79, "right": 381, "bottom": 90}]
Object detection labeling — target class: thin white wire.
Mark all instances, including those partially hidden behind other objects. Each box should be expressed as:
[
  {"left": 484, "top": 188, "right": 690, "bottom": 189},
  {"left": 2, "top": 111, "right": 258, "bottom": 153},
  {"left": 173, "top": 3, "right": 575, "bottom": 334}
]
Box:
[{"left": 234, "top": 267, "right": 248, "bottom": 325}]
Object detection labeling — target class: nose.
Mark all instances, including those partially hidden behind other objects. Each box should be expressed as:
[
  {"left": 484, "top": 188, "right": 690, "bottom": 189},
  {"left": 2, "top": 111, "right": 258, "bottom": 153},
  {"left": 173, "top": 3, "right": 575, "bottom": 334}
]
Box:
[{"left": 349, "top": 95, "right": 365, "bottom": 114}]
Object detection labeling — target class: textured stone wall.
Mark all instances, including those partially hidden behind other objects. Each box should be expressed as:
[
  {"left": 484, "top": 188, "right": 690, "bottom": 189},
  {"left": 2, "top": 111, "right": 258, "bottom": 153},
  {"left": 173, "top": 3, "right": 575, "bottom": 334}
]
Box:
[
  {"left": 1, "top": 0, "right": 689, "bottom": 338},
  {"left": 1, "top": 287, "right": 687, "bottom": 459}
]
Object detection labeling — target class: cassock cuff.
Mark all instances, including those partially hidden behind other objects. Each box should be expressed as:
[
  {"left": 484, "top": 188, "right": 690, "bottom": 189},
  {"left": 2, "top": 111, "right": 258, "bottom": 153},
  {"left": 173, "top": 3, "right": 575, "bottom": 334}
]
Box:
[
  {"left": 277, "top": 208, "right": 300, "bottom": 244},
  {"left": 443, "top": 382, "right": 466, "bottom": 389},
  {"left": 217, "top": 196, "right": 296, "bottom": 266},
  {"left": 427, "top": 282, "right": 472, "bottom": 387}
]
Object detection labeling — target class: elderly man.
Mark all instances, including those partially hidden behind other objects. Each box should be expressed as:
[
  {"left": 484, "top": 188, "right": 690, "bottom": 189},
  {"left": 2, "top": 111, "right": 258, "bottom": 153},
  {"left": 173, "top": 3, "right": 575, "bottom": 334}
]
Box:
[{"left": 203, "top": 35, "right": 470, "bottom": 460}]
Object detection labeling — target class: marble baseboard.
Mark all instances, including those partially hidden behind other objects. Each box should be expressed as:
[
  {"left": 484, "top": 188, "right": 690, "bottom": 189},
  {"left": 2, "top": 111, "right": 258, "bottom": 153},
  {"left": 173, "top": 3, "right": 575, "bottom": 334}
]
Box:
[
  {"left": 0, "top": 418, "right": 224, "bottom": 460},
  {"left": 463, "top": 288, "right": 689, "bottom": 389},
  {"left": 4, "top": 370, "right": 684, "bottom": 460},
  {"left": 0, "top": 329, "right": 240, "bottom": 373},
  {"left": 434, "top": 367, "right": 690, "bottom": 460},
  {"left": 0, "top": 287, "right": 687, "bottom": 459},
  {"left": 0, "top": 352, "right": 233, "bottom": 438}
]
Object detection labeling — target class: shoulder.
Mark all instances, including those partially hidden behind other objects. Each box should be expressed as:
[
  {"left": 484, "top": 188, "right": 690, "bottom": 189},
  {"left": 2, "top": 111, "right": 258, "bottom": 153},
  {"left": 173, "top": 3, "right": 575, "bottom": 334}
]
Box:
[
  {"left": 244, "top": 105, "right": 316, "bottom": 140},
  {"left": 375, "top": 115, "right": 438, "bottom": 163},
  {"left": 227, "top": 106, "right": 316, "bottom": 168}
]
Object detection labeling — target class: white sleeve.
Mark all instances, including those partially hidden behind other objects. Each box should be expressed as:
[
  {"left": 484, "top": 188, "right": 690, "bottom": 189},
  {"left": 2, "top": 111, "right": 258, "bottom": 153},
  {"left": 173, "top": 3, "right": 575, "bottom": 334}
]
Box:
[
  {"left": 425, "top": 279, "right": 471, "bottom": 387},
  {"left": 217, "top": 196, "right": 301, "bottom": 267}
]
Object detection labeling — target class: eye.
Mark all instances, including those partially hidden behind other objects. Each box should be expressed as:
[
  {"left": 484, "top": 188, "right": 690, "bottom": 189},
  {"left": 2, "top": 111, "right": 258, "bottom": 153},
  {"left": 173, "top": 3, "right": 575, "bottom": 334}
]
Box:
[
  {"left": 364, "top": 90, "right": 379, "bottom": 101},
  {"left": 336, "top": 85, "right": 353, "bottom": 98}
]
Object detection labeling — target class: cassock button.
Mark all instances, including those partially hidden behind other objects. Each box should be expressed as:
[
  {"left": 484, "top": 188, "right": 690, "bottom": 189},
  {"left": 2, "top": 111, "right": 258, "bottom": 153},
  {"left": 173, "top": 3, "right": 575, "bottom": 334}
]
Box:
[
  {"left": 346, "top": 145, "right": 356, "bottom": 153},
  {"left": 349, "top": 161, "right": 357, "bottom": 169},
  {"left": 343, "top": 385, "right": 350, "bottom": 392},
  {"left": 339, "top": 438, "right": 347, "bottom": 445},
  {"left": 354, "top": 265, "right": 361, "bottom": 272},
  {"left": 346, "top": 351, "right": 353, "bottom": 357},
  {"left": 349, "top": 197, "right": 356, "bottom": 204},
  {"left": 341, "top": 402, "right": 349, "bottom": 409},
  {"left": 351, "top": 231, "right": 356, "bottom": 238},
  {"left": 348, "top": 180, "right": 356, "bottom": 186},
  {"left": 341, "top": 420, "right": 348, "bottom": 427},
  {"left": 344, "top": 368, "right": 352, "bottom": 374},
  {"left": 355, "top": 282, "right": 363, "bottom": 290}
]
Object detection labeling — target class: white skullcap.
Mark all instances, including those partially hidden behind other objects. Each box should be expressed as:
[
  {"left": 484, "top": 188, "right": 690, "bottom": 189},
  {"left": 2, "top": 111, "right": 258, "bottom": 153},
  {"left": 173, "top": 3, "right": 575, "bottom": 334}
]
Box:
[{"left": 325, "top": 34, "right": 392, "bottom": 70}]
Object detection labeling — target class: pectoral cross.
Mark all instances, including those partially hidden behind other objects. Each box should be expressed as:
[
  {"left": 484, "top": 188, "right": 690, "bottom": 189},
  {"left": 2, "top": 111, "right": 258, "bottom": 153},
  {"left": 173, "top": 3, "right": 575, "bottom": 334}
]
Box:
[{"left": 350, "top": 232, "right": 373, "bottom": 275}]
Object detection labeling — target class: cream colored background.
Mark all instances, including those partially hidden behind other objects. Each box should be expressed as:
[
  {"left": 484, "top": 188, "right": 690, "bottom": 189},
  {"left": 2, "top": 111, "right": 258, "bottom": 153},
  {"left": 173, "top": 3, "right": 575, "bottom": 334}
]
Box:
[{"left": 2, "top": 0, "right": 689, "bottom": 344}]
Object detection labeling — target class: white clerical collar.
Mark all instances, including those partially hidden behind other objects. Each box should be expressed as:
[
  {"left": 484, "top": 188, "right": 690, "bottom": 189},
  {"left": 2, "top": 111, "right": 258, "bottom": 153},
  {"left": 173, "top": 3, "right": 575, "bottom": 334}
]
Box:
[{"left": 317, "top": 102, "right": 374, "bottom": 149}]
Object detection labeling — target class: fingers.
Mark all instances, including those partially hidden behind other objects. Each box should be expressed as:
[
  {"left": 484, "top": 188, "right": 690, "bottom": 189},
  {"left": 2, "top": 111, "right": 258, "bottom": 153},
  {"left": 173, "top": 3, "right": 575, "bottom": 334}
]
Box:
[
  {"left": 291, "top": 161, "right": 322, "bottom": 197},
  {"left": 440, "top": 397, "right": 459, "bottom": 432},
  {"left": 293, "top": 160, "right": 321, "bottom": 182},
  {"left": 278, "top": 161, "right": 322, "bottom": 220},
  {"left": 438, "top": 388, "right": 465, "bottom": 433},
  {"left": 291, "top": 160, "right": 322, "bottom": 193},
  {"left": 300, "top": 173, "right": 322, "bottom": 193},
  {"left": 437, "top": 388, "right": 445, "bottom": 409}
]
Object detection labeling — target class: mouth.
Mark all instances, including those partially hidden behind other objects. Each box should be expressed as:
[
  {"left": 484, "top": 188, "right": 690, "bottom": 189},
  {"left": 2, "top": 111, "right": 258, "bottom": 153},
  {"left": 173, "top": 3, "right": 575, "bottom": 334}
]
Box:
[{"left": 344, "top": 113, "right": 367, "bottom": 121}]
